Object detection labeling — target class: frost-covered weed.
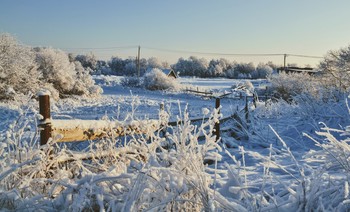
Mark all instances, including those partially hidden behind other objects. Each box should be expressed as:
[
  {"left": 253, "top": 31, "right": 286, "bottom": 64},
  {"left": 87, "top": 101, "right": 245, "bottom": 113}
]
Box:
[
  {"left": 120, "top": 106, "right": 241, "bottom": 211},
  {"left": 0, "top": 99, "right": 238, "bottom": 211},
  {"left": 300, "top": 119, "right": 350, "bottom": 211}
]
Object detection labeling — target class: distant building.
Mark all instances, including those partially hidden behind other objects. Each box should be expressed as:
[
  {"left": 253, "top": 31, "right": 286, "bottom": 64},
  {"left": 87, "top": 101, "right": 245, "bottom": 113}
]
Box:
[
  {"left": 162, "top": 69, "right": 178, "bottom": 78},
  {"left": 276, "top": 66, "right": 319, "bottom": 75}
]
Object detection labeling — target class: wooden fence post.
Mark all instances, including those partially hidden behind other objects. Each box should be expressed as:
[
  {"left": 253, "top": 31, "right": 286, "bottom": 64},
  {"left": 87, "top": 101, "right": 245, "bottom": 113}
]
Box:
[
  {"left": 253, "top": 93, "right": 257, "bottom": 108},
  {"left": 39, "top": 94, "right": 52, "bottom": 145},
  {"left": 245, "top": 96, "right": 249, "bottom": 123},
  {"left": 215, "top": 98, "right": 220, "bottom": 142}
]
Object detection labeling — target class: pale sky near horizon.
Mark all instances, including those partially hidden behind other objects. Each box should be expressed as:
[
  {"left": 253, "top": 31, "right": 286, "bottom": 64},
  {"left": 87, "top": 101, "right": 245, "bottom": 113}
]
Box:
[{"left": 1, "top": 0, "right": 350, "bottom": 66}]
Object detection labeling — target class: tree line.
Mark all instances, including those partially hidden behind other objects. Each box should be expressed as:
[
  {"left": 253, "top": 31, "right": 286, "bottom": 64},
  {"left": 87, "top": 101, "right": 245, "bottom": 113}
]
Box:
[{"left": 78, "top": 54, "right": 276, "bottom": 79}]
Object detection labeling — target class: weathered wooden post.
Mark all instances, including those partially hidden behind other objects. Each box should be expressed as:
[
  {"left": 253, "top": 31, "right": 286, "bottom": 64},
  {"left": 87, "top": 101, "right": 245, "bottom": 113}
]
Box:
[
  {"left": 253, "top": 93, "right": 257, "bottom": 108},
  {"left": 39, "top": 94, "right": 52, "bottom": 145},
  {"left": 245, "top": 96, "right": 249, "bottom": 123},
  {"left": 215, "top": 98, "right": 220, "bottom": 142}
]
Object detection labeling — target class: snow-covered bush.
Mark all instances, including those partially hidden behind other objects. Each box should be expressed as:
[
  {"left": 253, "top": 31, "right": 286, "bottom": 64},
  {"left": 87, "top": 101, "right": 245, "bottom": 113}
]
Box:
[
  {"left": 0, "top": 33, "right": 102, "bottom": 101},
  {"left": 0, "top": 33, "right": 40, "bottom": 100},
  {"left": 268, "top": 71, "right": 345, "bottom": 103},
  {"left": 72, "top": 61, "right": 103, "bottom": 97},
  {"left": 268, "top": 72, "right": 319, "bottom": 101},
  {"left": 143, "top": 68, "right": 181, "bottom": 91},
  {"left": 35, "top": 47, "right": 102, "bottom": 98}
]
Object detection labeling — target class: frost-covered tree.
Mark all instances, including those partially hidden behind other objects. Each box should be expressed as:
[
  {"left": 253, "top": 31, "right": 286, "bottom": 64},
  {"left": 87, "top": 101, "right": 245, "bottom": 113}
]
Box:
[
  {"left": 234, "top": 62, "right": 255, "bottom": 77},
  {"left": 225, "top": 68, "right": 236, "bottom": 79},
  {"left": 0, "top": 33, "right": 39, "bottom": 100},
  {"left": 319, "top": 45, "right": 350, "bottom": 91},
  {"left": 0, "top": 33, "right": 102, "bottom": 100},
  {"left": 75, "top": 53, "right": 98, "bottom": 71},
  {"left": 35, "top": 47, "right": 102, "bottom": 98},
  {"left": 266, "top": 61, "right": 278, "bottom": 70},
  {"left": 253, "top": 63, "right": 273, "bottom": 79},
  {"left": 124, "top": 59, "right": 137, "bottom": 76},
  {"left": 108, "top": 56, "right": 126, "bottom": 75},
  {"left": 108, "top": 57, "right": 147, "bottom": 76},
  {"left": 172, "top": 56, "right": 208, "bottom": 77},
  {"left": 147, "top": 57, "right": 169, "bottom": 69},
  {"left": 208, "top": 58, "right": 233, "bottom": 77},
  {"left": 35, "top": 47, "right": 77, "bottom": 95}
]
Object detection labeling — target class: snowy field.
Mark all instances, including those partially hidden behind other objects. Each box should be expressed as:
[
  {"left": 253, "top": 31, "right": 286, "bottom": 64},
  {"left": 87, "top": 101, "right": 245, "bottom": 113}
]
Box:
[{"left": 1, "top": 76, "right": 350, "bottom": 211}]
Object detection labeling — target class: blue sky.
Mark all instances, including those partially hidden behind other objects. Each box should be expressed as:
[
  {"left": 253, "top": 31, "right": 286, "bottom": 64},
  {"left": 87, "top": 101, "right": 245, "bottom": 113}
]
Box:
[{"left": 1, "top": 0, "right": 350, "bottom": 66}]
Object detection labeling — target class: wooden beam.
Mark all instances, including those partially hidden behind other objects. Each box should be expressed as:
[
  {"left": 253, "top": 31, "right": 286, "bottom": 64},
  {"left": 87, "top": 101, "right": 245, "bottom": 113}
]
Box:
[{"left": 51, "top": 119, "right": 160, "bottom": 142}]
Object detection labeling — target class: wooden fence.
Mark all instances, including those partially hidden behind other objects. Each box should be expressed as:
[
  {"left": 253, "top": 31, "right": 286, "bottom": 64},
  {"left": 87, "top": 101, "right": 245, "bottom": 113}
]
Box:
[
  {"left": 38, "top": 94, "right": 223, "bottom": 145},
  {"left": 38, "top": 94, "right": 160, "bottom": 145}
]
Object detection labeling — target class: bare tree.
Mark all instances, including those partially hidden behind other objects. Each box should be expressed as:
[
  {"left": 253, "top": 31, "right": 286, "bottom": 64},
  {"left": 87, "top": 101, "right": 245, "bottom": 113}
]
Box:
[{"left": 319, "top": 45, "right": 350, "bottom": 91}]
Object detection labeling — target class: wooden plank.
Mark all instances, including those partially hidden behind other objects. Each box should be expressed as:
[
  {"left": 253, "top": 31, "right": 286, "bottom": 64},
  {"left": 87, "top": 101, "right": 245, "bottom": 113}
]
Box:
[
  {"left": 52, "top": 119, "right": 160, "bottom": 142},
  {"left": 185, "top": 89, "right": 213, "bottom": 96}
]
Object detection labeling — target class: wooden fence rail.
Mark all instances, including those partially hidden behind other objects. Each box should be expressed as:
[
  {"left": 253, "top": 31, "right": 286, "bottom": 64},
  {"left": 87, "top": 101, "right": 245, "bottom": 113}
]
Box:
[
  {"left": 39, "top": 93, "right": 259, "bottom": 144},
  {"left": 38, "top": 94, "right": 160, "bottom": 145}
]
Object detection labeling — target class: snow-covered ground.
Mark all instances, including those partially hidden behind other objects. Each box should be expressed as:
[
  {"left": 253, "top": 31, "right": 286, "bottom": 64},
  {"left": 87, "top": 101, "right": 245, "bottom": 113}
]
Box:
[{"left": 1, "top": 75, "right": 350, "bottom": 211}]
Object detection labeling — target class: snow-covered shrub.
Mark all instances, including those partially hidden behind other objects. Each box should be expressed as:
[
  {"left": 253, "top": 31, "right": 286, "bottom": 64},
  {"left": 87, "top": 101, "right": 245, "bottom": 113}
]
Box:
[
  {"left": 0, "top": 33, "right": 102, "bottom": 101},
  {"left": 72, "top": 61, "right": 103, "bottom": 97},
  {"left": 35, "top": 47, "right": 102, "bottom": 98},
  {"left": 268, "top": 72, "right": 319, "bottom": 101},
  {"left": 0, "top": 33, "right": 40, "bottom": 100},
  {"left": 268, "top": 71, "right": 345, "bottom": 104},
  {"left": 143, "top": 68, "right": 181, "bottom": 91}
]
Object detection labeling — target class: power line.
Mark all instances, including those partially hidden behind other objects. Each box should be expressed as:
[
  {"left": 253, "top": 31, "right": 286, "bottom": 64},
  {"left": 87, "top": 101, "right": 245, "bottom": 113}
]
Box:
[
  {"left": 287, "top": 54, "right": 323, "bottom": 59},
  {"left": 62, "top": 45, "right": 139, "bottom": 51},
  {"left": 58, "top": 45, "right": 324, "bottom": 59},
  {"left": 143, "top": 46, "right": 284, "bottom": 57}
]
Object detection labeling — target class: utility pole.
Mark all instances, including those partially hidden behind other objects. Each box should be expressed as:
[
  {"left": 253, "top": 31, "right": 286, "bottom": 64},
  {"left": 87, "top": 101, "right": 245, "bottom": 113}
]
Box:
[
  {"left": 283, "top": 54, "right": 287, "bottom": 72},
  {"left": 137, "top": 46, "right": 141, "bottom": 78}
]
